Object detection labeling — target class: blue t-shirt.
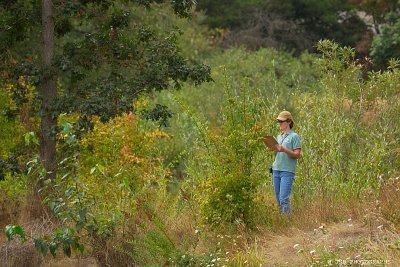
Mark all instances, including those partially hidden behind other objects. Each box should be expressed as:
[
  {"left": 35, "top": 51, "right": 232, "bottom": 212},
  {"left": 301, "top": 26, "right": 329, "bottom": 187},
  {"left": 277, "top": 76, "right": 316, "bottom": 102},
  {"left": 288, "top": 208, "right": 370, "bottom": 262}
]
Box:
[{"left": 272, "top": 130, "right": 301, "bottom": 174}]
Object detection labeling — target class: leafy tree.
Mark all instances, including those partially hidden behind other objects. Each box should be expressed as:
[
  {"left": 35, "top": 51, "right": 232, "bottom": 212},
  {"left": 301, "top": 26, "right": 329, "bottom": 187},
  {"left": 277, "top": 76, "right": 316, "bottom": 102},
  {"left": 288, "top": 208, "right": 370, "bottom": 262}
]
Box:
[
  {"left": 197, "top": 0, "right": 368, "bottom": 53},
  {"left": 196, "top": 0, "right": 265, "bottom": 28},
  {"left": 0, "top": 0, "right": 211, "bottom": 214},
  {"left": 280, "top": 0, "right": 366, "bottom": 48},
  {"left": 371, "top": 12, "right": 400, "bottom": 67},
  {"left": 349, "top": 0, "right": 399, "bottom": 34}
]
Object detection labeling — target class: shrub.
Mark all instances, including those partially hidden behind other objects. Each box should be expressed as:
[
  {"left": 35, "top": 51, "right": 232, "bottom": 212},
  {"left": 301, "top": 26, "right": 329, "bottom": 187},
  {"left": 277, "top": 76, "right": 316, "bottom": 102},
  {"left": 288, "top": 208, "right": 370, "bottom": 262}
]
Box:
[{"left": 181, "top": 78, "right": 275, "bottom": 226}]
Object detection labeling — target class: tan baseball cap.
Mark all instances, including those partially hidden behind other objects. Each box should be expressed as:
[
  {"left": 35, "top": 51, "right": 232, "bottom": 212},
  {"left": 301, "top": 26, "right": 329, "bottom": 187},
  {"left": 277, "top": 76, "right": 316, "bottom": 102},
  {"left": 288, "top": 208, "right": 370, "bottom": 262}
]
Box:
[{"left": 277, "top": 110, "right": 293, "bottom": 121}]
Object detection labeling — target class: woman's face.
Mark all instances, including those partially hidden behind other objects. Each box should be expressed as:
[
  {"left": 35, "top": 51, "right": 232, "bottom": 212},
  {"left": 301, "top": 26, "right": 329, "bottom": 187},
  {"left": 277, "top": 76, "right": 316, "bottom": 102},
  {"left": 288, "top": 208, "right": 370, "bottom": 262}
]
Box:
[{"left": 277, "top": 120, "right": 290, "bottom": 131}]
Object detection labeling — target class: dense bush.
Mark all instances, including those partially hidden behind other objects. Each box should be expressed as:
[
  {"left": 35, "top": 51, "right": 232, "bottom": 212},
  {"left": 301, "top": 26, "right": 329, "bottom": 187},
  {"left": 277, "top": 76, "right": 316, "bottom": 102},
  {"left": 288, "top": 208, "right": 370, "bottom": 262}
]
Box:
[
  {"left": 51, "top": 109, "right": 173, "bottom": 235},
  {"left": 179, "top": 81, "right": 270, "bottom": 226}
]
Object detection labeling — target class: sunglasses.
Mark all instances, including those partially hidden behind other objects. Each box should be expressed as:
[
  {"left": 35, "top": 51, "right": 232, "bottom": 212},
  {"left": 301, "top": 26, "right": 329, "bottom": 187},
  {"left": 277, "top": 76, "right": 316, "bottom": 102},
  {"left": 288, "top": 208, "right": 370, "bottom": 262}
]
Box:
[{"left": 276, "top": 119, "right": 289, "bottom": 123}]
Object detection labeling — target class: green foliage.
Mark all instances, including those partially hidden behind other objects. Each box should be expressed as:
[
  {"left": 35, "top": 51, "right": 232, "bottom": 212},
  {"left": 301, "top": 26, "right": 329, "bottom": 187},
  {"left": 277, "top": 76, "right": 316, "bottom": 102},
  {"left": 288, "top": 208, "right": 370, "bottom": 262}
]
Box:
[
  {"left": 0, "top": 0, "right": 41, "bottom": 54},
  {"left": 0, "top": 4, "right": 213, "bottom": 224},
  {"left": 3, "top": 27, "right": 400, "bottom": 265},
  {"left": 159, "top": 42, "right": 399, "bottom": 229},
  {"left": 141, "top": 104, "right": 174, "bottom": 127},
  {"left": 134, "top": 0, "right": 197, "bottom": 18},
  {"left": 371, "top": 12, "right": 400, "bottom": 68},
  {"left": 24, "top": 132, "right": 39, "bottom": 146},
  {"left": 77, "top": 111, "right": 171, "bottom": 197},
  {"left": 1, "top": 0, "right": 211, "bottom": 139},
  {"left": 5, "top": 223, "right": 83, "bottom": 258},
  {"left": 197, "top": 0, "right": 265, "bottom": 28},
  {"left": 286, "top": 0, "right": 367, "bottom": 50},
  {"left": 13, "top": 111, "right": 172, "bottom": 259},
  {"left": 291, "top": 40, "right": 400, "bottom": 202},
  {"left": 3, "top": 153, "right": 88, "bottom": 257},
  {"left": 0, "top": 88, "right": 25, "bottom": 182},
  {"left": 197, "top": 0, "right": 367, "bottom": 52},
  {"left": 130, "top": 5, "right": 215, "bottom": 61},
  {"left": 34, "top": 228, "right": 84, "bottom": 257},
  {"left": 352, "top": 0, "right": 400, "bottom": 24},
  {"left": 4, "top": 224, "right": 26, "bottom": 241},
  {"left": 179, "top": 76, "right": 273, "bottom": 226},
  {"left": 158, "top": 47, "right": 318, "bottom": 126},
  {"left": 121, "top": 202, "right": 214, "bottom": 266},
  {"left": 0, "top": 172, "right": 26, "bottom": 200},
  {"left": 0, "top": 88, "right": 24, "bottom": 159}
]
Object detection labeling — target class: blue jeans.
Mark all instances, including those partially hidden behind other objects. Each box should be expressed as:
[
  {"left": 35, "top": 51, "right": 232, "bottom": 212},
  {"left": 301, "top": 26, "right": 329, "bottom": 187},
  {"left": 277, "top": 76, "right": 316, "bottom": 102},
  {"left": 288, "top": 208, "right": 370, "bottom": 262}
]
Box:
[{"left": 272, "top": 170, "right": 295, "bottom": 214}]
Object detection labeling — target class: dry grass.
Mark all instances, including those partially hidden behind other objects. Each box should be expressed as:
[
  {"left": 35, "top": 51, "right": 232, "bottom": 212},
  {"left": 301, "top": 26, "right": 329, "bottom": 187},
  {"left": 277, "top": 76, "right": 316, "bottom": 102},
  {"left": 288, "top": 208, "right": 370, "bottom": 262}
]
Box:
[
  {"left": 0, "top": 239, "right": 43, "bottom": 267},
  {"left": 0, "top": 218, "right": 55, "bottom": 267},
  {"left": 0, "top": 215, "right": 99, "bottom": 267},
  {"left": 221, "top": 193, "right": 400, "bottom": 266},
  {"left": 379, "top": 176, "right": 400, "bottom": 228},
  {"left": 2, "top": 182, "right": 400, "bottom": 266},
  {"left": 42, "top": 257, "right": 98, "bottom": 267},
  {"left": 291, "top": 196, "right": 365, "bottom": 231}
]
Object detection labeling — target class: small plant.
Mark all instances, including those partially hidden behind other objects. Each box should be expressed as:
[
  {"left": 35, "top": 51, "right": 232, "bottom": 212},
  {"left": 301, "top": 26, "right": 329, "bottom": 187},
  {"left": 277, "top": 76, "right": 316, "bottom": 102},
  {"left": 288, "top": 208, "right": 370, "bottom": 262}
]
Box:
[{"left": 4, "top": 224, "right": 83, "bottom": 257}]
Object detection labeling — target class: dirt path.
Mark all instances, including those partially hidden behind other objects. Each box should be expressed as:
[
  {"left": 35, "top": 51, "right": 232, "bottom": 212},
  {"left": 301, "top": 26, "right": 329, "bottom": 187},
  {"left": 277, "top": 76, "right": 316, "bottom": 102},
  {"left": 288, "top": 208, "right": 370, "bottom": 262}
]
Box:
[{"left": 259, "top": 220, "right": 399, "bottom": 266}]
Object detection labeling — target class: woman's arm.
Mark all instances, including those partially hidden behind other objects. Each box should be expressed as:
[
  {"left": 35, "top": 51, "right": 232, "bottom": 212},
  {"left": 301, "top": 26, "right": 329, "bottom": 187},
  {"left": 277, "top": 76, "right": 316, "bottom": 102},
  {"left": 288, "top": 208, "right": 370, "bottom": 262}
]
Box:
[{"left": 275, "top": 145, "right": 301, "bottom": 159}]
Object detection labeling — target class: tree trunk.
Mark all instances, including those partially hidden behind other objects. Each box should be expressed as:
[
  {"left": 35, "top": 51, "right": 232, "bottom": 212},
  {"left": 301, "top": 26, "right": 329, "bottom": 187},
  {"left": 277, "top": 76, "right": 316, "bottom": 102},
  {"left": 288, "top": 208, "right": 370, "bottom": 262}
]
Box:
[
  {"left": 27, "top": 0, "right": 57, "bottom": 219},
  {"left": 40, "top": 0, "right": 57, "bottom": 179}
]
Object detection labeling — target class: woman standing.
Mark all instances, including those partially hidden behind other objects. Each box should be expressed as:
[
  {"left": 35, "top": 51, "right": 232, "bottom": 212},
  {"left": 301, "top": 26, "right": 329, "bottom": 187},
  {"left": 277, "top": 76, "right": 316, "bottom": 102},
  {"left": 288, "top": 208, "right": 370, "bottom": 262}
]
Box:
[{"left": 270, "top": 111, "right": 301, "bottom": 214}]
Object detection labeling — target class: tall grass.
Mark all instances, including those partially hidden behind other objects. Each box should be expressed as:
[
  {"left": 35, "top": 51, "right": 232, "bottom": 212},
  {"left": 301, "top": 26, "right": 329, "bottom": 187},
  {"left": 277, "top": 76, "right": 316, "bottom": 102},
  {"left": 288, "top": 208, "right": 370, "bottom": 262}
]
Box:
[{"left": 155, "top": 41, "right": 400, "bottom": 229}]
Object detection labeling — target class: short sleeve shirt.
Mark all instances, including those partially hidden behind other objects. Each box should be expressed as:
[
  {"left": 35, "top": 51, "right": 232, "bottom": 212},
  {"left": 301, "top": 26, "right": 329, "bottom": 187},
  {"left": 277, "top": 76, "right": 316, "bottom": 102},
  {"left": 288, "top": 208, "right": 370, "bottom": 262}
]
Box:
[{"left": 272, "top": 130, "right": 301, "bottom": 174}]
